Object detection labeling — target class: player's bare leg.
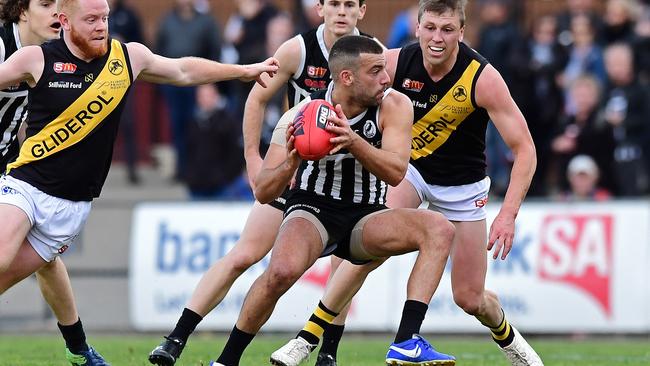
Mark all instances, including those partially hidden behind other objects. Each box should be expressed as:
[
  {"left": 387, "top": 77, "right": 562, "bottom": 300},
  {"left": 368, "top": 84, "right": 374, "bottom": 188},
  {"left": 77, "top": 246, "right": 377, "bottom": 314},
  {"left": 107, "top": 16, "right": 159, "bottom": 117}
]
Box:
[
  {"left": 150, "top": 202, "right": 284, "bottom": 366},
  {"left": 216, "top": 217, "right": 325, "bottom": 366},
  {"left": 37, "top": 259, "right": 79, "bottom": 324},
  {"left": 187, "top": 202, "right": 284, "bottom": 316},
  {"left": 451, "top": 220, "right": 542, "bottom": 365}
]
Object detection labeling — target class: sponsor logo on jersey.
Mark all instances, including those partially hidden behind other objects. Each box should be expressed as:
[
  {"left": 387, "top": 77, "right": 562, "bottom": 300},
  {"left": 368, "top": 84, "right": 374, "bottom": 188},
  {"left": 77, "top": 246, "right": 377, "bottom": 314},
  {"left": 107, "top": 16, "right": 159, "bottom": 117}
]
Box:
[
  {"left": 402, "top": 78, "right": 424, "bottom": 92},
  {"left": 430, "top": 94, "right": 438, "bottom": 103},
  {"left": 538, "top": 214, "right": 613, "bottom": 317},
  {"left": 29, "top": 94, "right": 114, "bottom": 158},
  {"left": 85, "top": 73, "right": 94, "bottom": 83},
  {"left": 411, "top": 116, "right": 456, "bottom": 151},
  {"left": 53, "top": 62, "right": 77, "bottom": 74},
  {"left": 48, "top": 81, "right": 83, "bottom": 89},
  {"left": 412, "top": 100, "right": 428, "bottom": 109},
  {"left": 307, "top": 65, "right": 327, "bottom": 78},
  {"left": 363, "top": 120, "right": 377, "bottom": 138},
  {"left": 305, "top": 79, "right": 327, "bottom": 90},
  {"left": 108, "top": 59, "right": 124, "bottom": 75},
  {"left": 452, "top": 85, "right": 468, "bottom": 102}
]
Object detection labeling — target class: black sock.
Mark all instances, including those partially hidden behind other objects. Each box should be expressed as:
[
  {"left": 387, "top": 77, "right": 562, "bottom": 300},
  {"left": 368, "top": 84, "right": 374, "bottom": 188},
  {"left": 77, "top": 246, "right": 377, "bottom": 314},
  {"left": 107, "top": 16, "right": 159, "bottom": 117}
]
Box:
[
  {"left": 490, "top": 309, "right": 515, "bottom": 348},
  {"left": 216, "top": 325, "right": 255, "bottom": 366},
  {"left": 394, "top": 300, "right": 428, "bottom": 344},
  {"left": 58, "top": 318, "right": 89, "bottom": 354},
  {"left": 168, "top": 308, "right": 203, "bottom": 344},
  {"left": 319, "top": 324, "right": 344, "bottom": 360}
]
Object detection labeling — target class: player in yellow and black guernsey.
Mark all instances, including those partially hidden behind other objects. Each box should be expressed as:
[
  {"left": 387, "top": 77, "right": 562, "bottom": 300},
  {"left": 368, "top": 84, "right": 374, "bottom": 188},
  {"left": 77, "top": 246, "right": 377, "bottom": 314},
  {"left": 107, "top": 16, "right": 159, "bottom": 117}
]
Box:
[
  {"left": 384, "top": 1, "right": 542, "bottom": 365},
  {"left": 288, "top": 1, "right": 543, "bottom": 366},
  {"left": 6, "top": 30, "right": 133, "bottom": 201},
  {"left": 393, "top": 41, "right": 489, "bottom": 186},
  {"left": 0, "top": 2, "right": 278, "bottom": 365},
  {"left": 0, "top": 1, "right": 113, "bottom": 365}
]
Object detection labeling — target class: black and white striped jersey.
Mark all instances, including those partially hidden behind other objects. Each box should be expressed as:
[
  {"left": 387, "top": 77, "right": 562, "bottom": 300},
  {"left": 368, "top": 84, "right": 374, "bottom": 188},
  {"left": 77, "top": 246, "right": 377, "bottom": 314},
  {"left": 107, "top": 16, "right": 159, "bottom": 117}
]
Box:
[
  {"left": 0, "top": 23, "right": 30, "bottom": 171},
  {"left": 293, "top": 83, "right": 390, "bottom": 205},
  {"left": 287, "top": 24, "right": 377, "bottom": 108}
]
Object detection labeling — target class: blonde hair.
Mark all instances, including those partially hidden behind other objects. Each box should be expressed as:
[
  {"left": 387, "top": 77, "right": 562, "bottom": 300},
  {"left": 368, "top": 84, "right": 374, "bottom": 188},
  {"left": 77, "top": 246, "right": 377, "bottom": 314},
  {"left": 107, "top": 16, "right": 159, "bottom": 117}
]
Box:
[{"left": 57, "top": 0, "right": 77, "bottom": 13}]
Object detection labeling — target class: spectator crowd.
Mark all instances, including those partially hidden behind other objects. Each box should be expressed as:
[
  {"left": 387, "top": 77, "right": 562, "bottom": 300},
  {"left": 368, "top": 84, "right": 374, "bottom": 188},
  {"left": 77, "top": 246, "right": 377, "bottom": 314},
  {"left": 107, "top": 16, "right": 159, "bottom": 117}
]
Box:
[{"left": 111, "top": 0, "right": 650, "bottom": 201}]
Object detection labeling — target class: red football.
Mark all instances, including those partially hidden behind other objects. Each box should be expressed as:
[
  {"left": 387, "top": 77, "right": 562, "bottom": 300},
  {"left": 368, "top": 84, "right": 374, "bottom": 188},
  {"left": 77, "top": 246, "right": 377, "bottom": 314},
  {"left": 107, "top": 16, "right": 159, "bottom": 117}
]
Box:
[{"left": 292, "top": 99, "right": 336, "bottom": 160}]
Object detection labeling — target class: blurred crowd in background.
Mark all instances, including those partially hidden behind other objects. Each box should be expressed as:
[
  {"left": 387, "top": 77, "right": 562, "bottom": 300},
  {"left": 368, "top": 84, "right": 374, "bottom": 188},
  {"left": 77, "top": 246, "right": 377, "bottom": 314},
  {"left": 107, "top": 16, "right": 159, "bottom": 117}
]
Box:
[{"left": 107, "top": 0, "right": 650, "bottom": 202}]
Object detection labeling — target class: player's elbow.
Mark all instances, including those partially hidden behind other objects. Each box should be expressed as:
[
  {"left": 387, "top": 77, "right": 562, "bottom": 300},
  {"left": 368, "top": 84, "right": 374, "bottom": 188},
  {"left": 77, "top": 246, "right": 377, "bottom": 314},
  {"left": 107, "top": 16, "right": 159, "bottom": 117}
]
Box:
[
  {"left": 385, "top": 166, "right": 407, "bottom": 187},
  {"left": 253, "top": 183, "right": 277, "bottom": 204},
  {"left": 255, "top": 194, "right": 274, "bottom": 205}
]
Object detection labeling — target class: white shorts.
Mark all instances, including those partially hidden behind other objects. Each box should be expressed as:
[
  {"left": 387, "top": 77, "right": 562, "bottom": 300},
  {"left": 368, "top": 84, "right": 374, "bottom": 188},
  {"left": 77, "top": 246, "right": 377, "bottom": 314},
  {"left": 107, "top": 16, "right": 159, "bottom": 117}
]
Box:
[
  {"left": 0, "top": 175, "right": 91, "bottom": 262},
  {"left": 404, "top": 164, "right": 490, "bottom": 222}
]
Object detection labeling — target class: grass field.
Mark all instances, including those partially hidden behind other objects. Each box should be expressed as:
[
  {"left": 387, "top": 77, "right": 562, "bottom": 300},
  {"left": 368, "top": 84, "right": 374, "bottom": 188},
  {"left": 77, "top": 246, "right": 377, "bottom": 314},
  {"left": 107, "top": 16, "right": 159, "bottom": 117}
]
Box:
[{"left": 0, "top": 334, "right": 649, "bottom": 365}]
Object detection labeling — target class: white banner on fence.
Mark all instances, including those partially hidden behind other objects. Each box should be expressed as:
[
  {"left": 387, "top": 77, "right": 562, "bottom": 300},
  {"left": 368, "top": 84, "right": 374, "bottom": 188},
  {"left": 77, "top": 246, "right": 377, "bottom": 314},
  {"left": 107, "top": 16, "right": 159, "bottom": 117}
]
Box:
[{"left": 129, "top": 201, "right": 650, "bottom": 333}]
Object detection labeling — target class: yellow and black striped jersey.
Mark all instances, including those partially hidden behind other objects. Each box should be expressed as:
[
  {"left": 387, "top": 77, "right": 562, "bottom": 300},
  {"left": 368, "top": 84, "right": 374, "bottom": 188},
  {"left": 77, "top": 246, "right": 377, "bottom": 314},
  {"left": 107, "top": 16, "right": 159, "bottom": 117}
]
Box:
[
  {"left": 393, "top": 42, "right": 490, "bottom": 186},
  {"left": 7, "top": 38, "right": 133, "bottom": 201}
]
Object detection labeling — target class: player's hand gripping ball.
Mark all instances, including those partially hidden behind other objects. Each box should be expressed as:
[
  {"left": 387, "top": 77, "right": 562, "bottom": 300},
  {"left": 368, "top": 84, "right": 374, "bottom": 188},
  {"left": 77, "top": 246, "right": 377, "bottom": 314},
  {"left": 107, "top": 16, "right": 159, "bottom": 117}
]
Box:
[{"left": 292, "top": 99, "right": 336, "bottom": 160}]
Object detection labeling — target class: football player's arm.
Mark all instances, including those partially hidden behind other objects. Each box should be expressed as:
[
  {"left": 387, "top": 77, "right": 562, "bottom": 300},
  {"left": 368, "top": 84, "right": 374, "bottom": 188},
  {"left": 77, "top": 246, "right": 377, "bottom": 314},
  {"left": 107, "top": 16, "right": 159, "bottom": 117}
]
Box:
[
  {"left": 329, "top": 91, "right": 413, "bottom": 186},
  {"left": 126, "top": 42, "right": 279, "bottom": 86},
  {"left": 476, "top": 64, "right": 536, "bottom": 260},
  {"left": 243, "top": 37, "right": 302, "bottom": 188},
  {"left": 254, "top": 106, "right": 302, "bottom": 204},
  {"left": 0, "top": 46, "right": 43, "bottom": 89},
  {"left": 385, "top": 48, "right": 401, "bottom": 87}
]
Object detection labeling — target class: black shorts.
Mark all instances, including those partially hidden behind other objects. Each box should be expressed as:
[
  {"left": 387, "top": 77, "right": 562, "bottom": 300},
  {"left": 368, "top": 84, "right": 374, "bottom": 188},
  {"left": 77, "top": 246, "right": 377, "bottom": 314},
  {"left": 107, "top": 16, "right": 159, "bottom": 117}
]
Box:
[
  {"left": 267, "top": 188, "right": 291, "bottom": 211},
  {"left": 284, "top": 190, "right": 387, "bottom": 264}
]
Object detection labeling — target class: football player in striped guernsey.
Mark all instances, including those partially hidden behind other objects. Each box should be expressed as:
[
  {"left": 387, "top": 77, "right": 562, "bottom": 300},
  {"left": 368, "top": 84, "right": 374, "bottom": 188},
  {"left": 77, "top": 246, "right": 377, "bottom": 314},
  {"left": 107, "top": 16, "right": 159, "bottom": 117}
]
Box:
[
  {"left": 149, "top": 2, "right": 376, "bottom": 365},
  {"left": 214, "top": 35, "right": 455, "bottom": 366}
]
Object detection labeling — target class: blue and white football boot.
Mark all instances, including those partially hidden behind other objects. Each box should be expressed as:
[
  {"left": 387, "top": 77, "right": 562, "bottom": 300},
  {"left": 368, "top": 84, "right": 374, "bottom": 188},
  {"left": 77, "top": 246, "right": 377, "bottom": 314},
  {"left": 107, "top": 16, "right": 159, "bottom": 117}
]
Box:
[
  {"left": 385, "top": 334, "right": 455, "bottom": 365},
  {"left": 66, "top": 346, "right": 111, "bottom": 366}
]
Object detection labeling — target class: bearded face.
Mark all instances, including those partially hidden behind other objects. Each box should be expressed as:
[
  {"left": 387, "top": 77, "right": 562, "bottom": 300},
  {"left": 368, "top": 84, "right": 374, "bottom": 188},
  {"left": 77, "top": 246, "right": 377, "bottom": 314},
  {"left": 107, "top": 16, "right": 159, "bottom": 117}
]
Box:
[{"left": 69, "top": 23, "right": 108, "bottom": 59}]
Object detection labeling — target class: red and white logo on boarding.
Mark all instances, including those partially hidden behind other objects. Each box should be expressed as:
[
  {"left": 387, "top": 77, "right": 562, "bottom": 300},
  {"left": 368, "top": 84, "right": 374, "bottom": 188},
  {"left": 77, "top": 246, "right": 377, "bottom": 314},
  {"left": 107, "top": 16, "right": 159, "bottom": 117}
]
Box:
[
  {"left": 538, "top": 214, "right": 614, "bottom": 318},
  {"left": 53, "top": 62, "right": 77, "bottom": 74}
]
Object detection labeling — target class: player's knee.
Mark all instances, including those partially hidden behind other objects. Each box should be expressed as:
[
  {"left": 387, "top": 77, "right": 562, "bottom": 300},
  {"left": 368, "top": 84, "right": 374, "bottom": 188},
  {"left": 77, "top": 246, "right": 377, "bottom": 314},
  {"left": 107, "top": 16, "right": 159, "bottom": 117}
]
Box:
[
  {"left": 266, "top": 263, "right": 303, "bottom": 292},
  {"left": 420, "top": 212, "right": 454, "bottom": 251},
  {"left": 228, "top": 250, "right": 263, "bottom": 274},
  {"left": 453, "top": 289, "right": 483, "bottom": 316}
]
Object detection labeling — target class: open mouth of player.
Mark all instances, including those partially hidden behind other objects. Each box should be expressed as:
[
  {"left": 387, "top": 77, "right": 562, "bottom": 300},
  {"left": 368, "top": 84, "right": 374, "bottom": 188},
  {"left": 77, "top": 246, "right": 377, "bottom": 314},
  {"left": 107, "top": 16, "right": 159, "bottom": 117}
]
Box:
[
  {"left": 50, "top": 21, "right": 61, "bottom": 31},
  {"left": 428, "top": 45, "right": 445, "bottom": 56}
]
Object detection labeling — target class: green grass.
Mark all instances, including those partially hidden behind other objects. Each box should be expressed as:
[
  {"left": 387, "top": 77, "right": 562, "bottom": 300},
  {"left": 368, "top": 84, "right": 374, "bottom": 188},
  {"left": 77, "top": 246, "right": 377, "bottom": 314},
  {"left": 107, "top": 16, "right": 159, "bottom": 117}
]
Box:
[{"left": 0, "top": 334, "right": 649, "bottom": 365}]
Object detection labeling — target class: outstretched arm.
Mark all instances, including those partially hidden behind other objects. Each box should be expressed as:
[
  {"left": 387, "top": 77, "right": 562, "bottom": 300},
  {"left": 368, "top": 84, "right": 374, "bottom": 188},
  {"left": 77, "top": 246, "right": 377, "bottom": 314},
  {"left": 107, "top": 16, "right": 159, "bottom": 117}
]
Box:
[
  {"left": 476, "top": 65, "right": 536, "bottom": 260},
  {"left": 126, "top": 42, "right": 279, "bottom": 87}
]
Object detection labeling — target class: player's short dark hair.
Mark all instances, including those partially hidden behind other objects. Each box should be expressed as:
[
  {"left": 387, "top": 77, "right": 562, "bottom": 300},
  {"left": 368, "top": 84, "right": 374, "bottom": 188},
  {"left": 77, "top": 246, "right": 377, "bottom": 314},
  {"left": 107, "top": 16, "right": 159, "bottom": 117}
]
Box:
[
  {"left": 0, "top": 0, "right": 30, "bottom": 24},
  {"left": 418, "top": 0, "right": 467, "bottom": 27},
  {"left": 319, "top": 0, "right": 366, "bottom": 5},
  {"left": 329, "top": 35, "right": 383, "bottom": 79}
]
